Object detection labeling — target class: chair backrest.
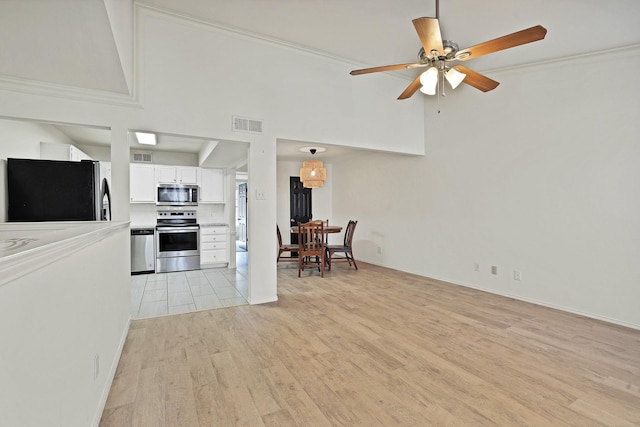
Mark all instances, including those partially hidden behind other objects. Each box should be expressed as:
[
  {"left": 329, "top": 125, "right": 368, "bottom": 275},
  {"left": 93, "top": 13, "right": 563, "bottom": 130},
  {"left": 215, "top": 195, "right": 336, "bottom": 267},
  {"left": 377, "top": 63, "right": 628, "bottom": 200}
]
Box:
[
  {"left": 277, "top": 224, "right": 283, "bottom": 247},
  {"left": 344, "top": 220, "right": 358, "bottom": 247},
  {"left": 298, "top": 221, "right": 326, "bottom": 256}
]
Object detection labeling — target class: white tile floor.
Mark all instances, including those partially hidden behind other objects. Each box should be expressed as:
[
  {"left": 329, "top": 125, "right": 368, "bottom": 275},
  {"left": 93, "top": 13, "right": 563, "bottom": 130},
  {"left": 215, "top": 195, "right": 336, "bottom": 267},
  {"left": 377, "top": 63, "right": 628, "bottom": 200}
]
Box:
[{"left": 130, "top": 251, "right": 248, "bottom": 319}]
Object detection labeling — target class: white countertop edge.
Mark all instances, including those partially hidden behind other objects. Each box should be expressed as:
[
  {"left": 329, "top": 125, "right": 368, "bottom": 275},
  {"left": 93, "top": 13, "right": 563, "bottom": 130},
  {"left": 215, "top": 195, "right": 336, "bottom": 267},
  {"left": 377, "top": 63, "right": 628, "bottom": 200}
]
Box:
[{"left": 0, "top": 221, "right": 130, "bottom": 288}]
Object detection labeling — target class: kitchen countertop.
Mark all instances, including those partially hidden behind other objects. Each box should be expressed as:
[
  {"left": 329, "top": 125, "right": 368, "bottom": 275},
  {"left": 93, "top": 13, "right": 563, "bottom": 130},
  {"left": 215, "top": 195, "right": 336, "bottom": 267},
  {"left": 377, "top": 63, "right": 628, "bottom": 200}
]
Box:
[
  {"left": 131, "top": 223, "right": 228, "bottom": 228},
  {"left": 130, "top": 224, "right": 156, "bottom": 229},
  {"left": 0, "top": 221, "right": 129, "bottom": 287}
]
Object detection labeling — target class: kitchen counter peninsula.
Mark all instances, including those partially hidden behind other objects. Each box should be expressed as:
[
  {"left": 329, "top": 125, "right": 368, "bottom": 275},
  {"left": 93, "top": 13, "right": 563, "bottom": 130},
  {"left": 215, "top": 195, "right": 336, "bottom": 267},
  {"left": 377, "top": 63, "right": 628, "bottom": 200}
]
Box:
[
  {"left": 0, "top": 220, "right": 129, "bottom": 287},
  {"left": 0, "top": 219, "right": 131, "bottom": 426}
]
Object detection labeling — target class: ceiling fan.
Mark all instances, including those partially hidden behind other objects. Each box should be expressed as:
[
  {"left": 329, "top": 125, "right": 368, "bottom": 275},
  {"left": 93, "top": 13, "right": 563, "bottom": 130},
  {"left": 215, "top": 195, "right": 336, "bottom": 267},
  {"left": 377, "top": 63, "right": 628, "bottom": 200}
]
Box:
[{"left": 350, "top": 0, "right": 547, "bottom": 100}]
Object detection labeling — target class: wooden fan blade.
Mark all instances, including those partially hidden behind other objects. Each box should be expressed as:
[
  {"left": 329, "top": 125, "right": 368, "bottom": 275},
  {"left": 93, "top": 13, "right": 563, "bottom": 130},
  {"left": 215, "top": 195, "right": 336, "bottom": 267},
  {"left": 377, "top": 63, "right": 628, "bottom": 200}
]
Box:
[
  {"left": 453, "top": 66, "right": 500, "bottom": 92},
  {"left": 350, "top": 62, "right": 423, "bottom": 75},
  {"left": 397, "top": 75, "right": 423, "bottom": 100},
  {"left": 456, "top": 25, "right": 547, "bottom": 61},
  {"left": 412, "top": 17, "right": 443, "bottom": 56}
]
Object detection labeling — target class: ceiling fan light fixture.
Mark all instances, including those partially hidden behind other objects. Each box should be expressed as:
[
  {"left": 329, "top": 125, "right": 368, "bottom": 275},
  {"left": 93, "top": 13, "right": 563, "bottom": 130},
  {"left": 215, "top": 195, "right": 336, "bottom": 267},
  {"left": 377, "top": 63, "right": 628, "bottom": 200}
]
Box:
[
  {"left": 445, "top": 67, "right": 466, "bottom": 89},
  {"left": 419, "top": 67, "right": 438, "bottom": 95}
]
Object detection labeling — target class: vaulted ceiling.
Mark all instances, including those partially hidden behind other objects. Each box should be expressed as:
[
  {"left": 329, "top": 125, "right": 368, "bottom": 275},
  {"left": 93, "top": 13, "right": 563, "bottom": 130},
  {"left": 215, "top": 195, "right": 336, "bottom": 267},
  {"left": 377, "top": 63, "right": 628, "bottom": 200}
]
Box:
[
  {"left": 2, "top": 0, "right": 639, "bottom": 97},
  {"left": 1, "top": 0, "right": 639, "bottom": 162}
]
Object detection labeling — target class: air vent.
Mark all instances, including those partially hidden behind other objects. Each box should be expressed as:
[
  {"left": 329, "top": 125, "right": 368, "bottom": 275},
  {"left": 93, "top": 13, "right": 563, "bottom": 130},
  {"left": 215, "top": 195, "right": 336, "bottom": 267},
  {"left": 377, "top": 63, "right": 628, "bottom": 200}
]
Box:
[
  {"left": 232, "top": 115, "right": 264, "bottom": 134},
  {"left": 132, "top": 152, "right": 153, "bottom": 163}
]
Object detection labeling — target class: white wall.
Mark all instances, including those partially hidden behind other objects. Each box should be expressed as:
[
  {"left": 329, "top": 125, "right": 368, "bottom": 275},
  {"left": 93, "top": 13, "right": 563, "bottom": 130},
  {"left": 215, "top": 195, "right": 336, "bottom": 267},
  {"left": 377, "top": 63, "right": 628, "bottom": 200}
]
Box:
[
  {"left": 0, "top": 225, "right": 130, "bottom": 427},
  {"left": 129, "top": 150, "right": 198, "bottom": 166},
  {"left": 77, "top": 143, "right": 111, "bottom": 162},
  {"left": 136, "top": 6, "right": 424, "bottom": 155},
  {"left": 332, "top": 47, "right": 640, "bottom": 329}
]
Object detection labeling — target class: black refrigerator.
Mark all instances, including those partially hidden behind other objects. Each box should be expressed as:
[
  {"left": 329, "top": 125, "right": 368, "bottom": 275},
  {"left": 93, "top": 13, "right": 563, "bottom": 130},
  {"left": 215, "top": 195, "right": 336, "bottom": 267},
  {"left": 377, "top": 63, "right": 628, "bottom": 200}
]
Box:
[{"left": 7, "top": 158, "right": 111, "bottom": 222}]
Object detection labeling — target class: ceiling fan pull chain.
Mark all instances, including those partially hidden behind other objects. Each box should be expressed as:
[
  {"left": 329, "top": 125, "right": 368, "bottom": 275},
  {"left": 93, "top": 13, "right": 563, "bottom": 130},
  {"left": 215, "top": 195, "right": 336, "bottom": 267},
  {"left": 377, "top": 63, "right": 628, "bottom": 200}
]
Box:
[
  {"left": 437, "top": 69, "right": 443, "bottom": 114},
  {"left": 437, "top": 76, "right": 441, "bottom": 113}
]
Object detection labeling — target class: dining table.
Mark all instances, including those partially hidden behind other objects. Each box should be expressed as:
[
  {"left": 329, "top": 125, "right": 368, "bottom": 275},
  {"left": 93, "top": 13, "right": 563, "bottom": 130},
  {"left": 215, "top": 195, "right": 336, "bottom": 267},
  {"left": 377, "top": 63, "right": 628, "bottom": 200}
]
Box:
[{"left": 290, "top": 225, "right": 342, "bottom": 234}]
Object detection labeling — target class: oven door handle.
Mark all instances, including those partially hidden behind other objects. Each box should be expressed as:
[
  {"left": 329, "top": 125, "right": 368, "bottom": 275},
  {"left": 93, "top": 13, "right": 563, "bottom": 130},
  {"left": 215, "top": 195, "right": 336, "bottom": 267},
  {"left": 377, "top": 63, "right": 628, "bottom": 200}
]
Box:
[{"left": 156, "top": 226, "right": 200, "bottom": 232}]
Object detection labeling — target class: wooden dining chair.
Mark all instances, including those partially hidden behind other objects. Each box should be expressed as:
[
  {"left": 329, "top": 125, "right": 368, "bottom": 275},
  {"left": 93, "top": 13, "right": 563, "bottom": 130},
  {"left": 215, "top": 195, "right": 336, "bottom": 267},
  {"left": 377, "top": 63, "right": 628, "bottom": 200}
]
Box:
[
  {"left": 326, "top": 220, "right": 358, "bottom": 271},
  {"left": 277, "top": 224, "right": 297, "bottom": 262},
  {"left": 297, "top": 221, "right": 326, "bottom": 277}
]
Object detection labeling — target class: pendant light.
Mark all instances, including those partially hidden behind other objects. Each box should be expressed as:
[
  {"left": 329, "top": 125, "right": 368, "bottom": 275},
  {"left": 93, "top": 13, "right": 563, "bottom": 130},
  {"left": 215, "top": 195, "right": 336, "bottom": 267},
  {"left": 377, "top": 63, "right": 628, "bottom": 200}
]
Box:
[{"left": 300, "top": 148, "right": 326, "bottom": 188}]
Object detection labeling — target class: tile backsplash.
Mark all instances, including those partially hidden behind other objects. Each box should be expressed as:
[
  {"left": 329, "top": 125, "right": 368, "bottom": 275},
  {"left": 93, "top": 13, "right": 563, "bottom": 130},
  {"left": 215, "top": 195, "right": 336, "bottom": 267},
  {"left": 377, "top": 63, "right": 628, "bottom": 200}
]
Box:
[{"left": 130, "top": 203, "right": 226, "bottom": 227}]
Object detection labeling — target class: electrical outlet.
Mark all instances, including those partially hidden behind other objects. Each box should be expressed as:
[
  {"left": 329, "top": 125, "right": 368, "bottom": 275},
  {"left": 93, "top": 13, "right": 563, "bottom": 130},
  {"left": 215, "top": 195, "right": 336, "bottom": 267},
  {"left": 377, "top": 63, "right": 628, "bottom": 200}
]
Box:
[
  {"left": 514, "top": 270, "right": 522, "bottom": 281},
  {"left": 491, "top": 265, "right": 498, "bottom": 275},
  {"left": 377, "top": 246, "right": 382, "bottom": 255},
  {"left": 474, "top": 263, "right": 480, "bottom": 272}
]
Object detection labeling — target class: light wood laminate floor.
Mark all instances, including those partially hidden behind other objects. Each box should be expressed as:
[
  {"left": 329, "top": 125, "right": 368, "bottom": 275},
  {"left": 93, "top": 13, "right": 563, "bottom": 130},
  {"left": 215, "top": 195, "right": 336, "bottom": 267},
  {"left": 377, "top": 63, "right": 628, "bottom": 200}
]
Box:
[{"left": 101, "top": 262, "right": 640, "bottom": 426}]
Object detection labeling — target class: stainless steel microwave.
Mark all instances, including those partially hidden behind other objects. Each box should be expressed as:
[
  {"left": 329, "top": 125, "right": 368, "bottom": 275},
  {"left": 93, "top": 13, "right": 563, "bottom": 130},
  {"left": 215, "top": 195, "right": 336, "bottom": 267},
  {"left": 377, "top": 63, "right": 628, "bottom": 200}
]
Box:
[{"left": 156, "top": 183, "right": 199, "bottom": 206}]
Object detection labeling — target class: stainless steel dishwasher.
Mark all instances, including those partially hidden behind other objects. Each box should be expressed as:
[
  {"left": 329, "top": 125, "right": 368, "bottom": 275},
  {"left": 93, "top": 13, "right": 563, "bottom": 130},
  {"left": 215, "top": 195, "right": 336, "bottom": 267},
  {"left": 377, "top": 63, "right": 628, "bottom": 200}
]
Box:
[{"left": 131, "top": 228, "right": 155, "bottom": 274}]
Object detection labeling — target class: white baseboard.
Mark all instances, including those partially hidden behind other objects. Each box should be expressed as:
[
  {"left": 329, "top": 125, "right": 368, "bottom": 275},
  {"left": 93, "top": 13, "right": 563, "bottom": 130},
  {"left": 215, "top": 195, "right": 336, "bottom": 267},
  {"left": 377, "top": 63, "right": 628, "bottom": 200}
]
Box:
[
  {"left": 248, "top": 295, "right": 278, "bottom": 305},
  {"left": 92, "top": 315, "right": 132, "bottom": 427},
  {"left": 443, "top": 278, "right": 640, "bottom": 331}
]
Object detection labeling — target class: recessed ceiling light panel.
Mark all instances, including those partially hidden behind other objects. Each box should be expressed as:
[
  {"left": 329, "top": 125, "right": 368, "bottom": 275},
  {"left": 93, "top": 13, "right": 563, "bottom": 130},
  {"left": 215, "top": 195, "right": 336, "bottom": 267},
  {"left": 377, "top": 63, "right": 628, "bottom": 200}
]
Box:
[{"left": 135, "top": 132, "right": 157, "bottom": 145}]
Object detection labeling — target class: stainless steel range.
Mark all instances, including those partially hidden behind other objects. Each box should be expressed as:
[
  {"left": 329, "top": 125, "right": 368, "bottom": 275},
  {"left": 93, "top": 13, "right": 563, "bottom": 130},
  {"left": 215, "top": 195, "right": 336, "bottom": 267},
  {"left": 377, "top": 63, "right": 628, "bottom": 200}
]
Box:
[{"left": 155, "top": 209, "right": 200, "bottom": 273}]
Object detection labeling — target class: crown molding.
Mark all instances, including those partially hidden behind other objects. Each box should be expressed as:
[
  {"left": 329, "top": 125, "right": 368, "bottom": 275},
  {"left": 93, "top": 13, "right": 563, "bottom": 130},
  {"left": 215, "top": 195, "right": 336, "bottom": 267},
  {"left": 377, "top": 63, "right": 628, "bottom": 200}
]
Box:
[
  {"left": 483, "top": 43, "right": 640, "bottom": 75},
  {"left": 134, "top": 3, "right": 410, "bottom": 80},
  {"left": 0, "top": 73, "right": 142, "bottom": 108}
]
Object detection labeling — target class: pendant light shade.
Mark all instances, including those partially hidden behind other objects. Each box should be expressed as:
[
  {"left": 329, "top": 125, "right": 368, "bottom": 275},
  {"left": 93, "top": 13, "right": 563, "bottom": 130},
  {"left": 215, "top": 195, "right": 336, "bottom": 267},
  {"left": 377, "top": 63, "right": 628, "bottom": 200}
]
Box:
[
  {"left": 300, "top": 149, "right": 327, "bottom": 188},
  {"left": 419, "top": 67, "right": 438, "bottom": 95}
]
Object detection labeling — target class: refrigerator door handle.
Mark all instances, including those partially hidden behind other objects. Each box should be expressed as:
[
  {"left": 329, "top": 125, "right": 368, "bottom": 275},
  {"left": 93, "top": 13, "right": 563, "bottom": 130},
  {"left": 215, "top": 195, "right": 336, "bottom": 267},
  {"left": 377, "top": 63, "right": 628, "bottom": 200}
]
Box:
[{"left": 100, "top": 178, "right": 111, "bottom": 221}]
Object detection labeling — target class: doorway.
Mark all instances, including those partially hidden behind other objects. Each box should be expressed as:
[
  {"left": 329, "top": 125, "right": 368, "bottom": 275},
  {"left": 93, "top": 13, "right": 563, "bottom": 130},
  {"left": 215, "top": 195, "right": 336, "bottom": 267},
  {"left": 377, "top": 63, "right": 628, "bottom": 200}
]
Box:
[
  {"left": 236, "top": 181, "right": 247, "bottom": 252},
  {"left": 289, "top": 176, "right": 312, "bottom": 247}
]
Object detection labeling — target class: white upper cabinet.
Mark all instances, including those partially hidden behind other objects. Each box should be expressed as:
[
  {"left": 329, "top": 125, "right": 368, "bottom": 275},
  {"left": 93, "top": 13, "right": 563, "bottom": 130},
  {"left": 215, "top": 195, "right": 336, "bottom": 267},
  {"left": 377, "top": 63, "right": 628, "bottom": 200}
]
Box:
[
  {"left": 69, "top": 145, "right": 92, "bottom": 161},
  {"left": 156, "top": 166, "right": 198, "bottom": 184},
  {"left": 198, "top": 168, "right": 225, "bottom": 203},
  {"left": 130, "top": 164, "right": 156, "bottom": 203},
  {"left": 179, "top": 167, "right": 198, "bottom": 184},
  {"left": 129, "top": 164, "right": 224, "bottom": 204}
]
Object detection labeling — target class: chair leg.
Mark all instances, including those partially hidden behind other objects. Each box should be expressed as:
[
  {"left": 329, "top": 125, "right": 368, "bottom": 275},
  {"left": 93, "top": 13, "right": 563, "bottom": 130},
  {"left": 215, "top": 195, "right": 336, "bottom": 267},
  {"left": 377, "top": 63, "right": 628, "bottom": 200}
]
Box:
[
  {"left": 320, "top": 254, "right": 325, "bottom": 277},
  {"left": 349, "top": 251, "right": 358, "bottom": 270}
]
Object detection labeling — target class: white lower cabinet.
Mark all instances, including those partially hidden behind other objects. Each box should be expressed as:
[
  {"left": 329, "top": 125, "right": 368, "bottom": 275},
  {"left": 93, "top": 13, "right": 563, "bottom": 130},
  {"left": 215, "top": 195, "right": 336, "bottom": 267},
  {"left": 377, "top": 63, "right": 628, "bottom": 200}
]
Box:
[{"left": 200, "top": 225, "right": 228, "bottom": 267}]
